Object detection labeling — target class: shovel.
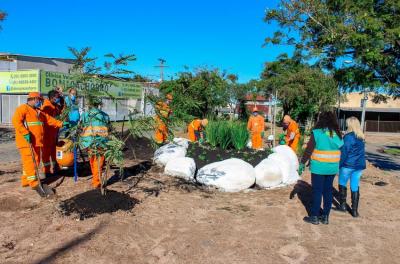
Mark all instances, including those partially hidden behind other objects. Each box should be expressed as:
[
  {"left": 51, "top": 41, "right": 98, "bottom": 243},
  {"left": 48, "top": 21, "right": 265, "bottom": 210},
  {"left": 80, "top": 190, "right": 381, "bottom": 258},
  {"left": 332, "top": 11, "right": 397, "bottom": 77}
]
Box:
[{"left": 28, "top": 142, "right": 55, "bottom": 197}]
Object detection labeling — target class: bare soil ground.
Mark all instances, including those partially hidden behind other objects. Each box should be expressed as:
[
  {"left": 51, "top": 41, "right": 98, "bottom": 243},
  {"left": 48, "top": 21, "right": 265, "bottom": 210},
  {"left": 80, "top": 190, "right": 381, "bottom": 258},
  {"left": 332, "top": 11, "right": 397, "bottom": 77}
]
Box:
[{"left": 0, "top": 133, "right": 400, "bottom": 264}]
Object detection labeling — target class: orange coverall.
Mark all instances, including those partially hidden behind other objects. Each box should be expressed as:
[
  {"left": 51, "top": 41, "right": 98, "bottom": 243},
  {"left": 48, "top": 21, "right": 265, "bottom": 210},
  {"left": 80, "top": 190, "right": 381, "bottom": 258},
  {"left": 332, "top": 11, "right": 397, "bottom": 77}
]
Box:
[
  {"left": 247, "top": 115, "right": 265, "bottom": 149},
  {"left": 12, "top": 104, "right": 63, "bottom": 188},
  {"left": 285, "top": 121, "right": 300, "bottom": 153},
  {"left": 154, "top": 101, "right": 171, "bottom": 144},
  {"left": 41, "top": 99, "right": 61, "bottom": 173},
  {"left": 188, "top": 119, "right": 202, "bottom": 142}
]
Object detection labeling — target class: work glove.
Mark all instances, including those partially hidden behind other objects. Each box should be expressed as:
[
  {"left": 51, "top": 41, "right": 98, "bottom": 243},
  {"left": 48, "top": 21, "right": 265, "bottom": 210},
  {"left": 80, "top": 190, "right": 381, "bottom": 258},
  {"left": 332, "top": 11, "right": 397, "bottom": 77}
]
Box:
[
  {"left": 261, "top": 131, "right": 265, "bottom": 138},
  {"left": 63, "top": 121, "right": 71, "bottom": 129},
  {"left": 298, "top": 163, "right": 305, "bottom": 175},
  {"left": 23, "top": 134, "right": 31, "bottom": 143},
  {"left": 199, "top": 138, "right": 204, "bottom": 144}
]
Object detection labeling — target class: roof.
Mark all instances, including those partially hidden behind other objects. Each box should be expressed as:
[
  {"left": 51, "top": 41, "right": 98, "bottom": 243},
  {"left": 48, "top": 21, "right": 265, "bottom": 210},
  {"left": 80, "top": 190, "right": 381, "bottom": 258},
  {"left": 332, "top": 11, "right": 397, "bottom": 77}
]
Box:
[
  {"left": 0, "top": 52, "right": 76, "bottom": 63},
  {"left": 244, "top": 95, "right": 268, "bottom": 101},
  {"left": 340, "top": 107, "right": 400, "bottom": 113},
  {"left": 341, "top": 92, "right": 400, "bottom": 110}
]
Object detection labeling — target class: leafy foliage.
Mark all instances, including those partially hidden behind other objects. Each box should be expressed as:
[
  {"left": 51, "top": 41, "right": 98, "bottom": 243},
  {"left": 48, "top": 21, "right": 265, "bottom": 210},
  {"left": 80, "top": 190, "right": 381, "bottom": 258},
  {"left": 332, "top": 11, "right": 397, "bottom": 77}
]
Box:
[
  {"left": 205, "top": 120, "right": 249, "bottom": 150},
  {"left": 159, "top": 68, "right": 232, "bottom": 118},
  {"left": 230, "top": 122, "right": 249, "bottom": 150},
  {"left": 261, "top": 54, "right": 337, "bottom": 123},
  {"left": 264, "top": 0, "right": 400, "bottom": 98}
]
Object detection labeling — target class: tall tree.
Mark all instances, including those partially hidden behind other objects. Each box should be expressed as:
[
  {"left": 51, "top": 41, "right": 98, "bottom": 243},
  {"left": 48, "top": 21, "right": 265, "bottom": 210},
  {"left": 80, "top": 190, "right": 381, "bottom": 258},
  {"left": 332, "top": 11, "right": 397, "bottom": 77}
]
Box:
[
  {"left": 159, "top": 68, "right": 230, "bottom": 119},
  {"left": 264, "top": 0, "right": 400, "bottom": 98},
  {"left": 262, "top": 54, "right": 337, "bottom": 123}
]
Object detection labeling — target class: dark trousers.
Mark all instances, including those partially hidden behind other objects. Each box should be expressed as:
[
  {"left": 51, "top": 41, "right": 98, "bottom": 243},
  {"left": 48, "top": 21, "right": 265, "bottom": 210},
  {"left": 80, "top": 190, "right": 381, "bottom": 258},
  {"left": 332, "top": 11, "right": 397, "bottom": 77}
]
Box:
[{"left": 310, "top": 173, "right": 336, "bottom": 217}]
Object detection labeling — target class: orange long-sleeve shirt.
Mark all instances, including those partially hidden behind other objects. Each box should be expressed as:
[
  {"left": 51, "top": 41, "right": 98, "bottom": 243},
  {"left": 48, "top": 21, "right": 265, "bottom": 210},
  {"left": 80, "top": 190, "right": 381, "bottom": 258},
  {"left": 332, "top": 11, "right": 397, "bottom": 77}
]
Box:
[
  {"left": 41, "top": 99, "right": 61, "bottom": 141},
  {"left": 247, "top": 115, "right": 265, "bottom": 134},
  {"left": 12, "top": 104, "right": 63, "bottom": 149},
  {"left": 188, "top": 119, "right": 202, "bottom": 142}
]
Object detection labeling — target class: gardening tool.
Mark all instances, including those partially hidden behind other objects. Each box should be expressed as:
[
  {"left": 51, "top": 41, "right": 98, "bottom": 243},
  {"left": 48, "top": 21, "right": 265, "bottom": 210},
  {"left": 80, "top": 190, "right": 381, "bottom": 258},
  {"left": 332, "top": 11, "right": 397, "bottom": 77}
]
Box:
[
  {"left": 28, "top": 142, "right": 55, "bottom": 197},
  {"left": 23, "top": 122, "right": 54, "bottom": 197}
]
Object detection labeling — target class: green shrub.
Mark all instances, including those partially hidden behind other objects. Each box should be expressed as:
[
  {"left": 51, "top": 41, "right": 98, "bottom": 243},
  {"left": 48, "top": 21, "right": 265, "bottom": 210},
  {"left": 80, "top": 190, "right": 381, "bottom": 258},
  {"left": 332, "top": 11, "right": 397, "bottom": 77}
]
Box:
[
  {"left": 205, "top": 121, "right": 219, "bottom": 147},
  {"left": 217, "top": 121, "right": 232, "bottom": 149},
  {"left": 231, "top": 122, "right": 249, "bottom": 150},
  {"left": 205, "top": 120, "right": 250, "bottom": 150}
]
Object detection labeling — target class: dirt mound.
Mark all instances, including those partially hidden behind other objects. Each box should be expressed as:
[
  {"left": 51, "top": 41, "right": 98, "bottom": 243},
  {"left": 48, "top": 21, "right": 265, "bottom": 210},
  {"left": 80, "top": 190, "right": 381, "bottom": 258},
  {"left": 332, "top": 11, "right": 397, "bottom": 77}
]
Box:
[
  {"left": 0, "top": 196, "right": 37, "bottom": 212},
  {"left": 124, "top": 136, "right": 155, "bottom": 161},
  {"left": 58, "top": 189, "right": 139, "bottom": 219},
  {"left": 187, "top": 143, "right": 272, "bottom": 168}
]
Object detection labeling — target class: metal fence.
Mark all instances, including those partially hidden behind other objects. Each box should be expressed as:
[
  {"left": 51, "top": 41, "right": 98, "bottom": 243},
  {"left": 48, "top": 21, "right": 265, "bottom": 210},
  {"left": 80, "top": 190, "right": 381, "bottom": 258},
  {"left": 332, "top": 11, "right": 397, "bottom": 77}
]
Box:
[{"left": 366, "top": 121, "right": 400, "bottom": 133}]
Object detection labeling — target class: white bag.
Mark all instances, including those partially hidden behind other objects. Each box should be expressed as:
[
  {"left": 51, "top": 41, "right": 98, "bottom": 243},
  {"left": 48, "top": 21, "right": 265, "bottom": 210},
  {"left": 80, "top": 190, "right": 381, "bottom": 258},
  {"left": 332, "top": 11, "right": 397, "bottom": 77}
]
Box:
[
  {"left": 272, "top": 145, "right": 300, "bottom": 184},
  {"left": 255, "top": 158, "right": 283, "bottom": 188},
  {"left": 272, "top": 145, "right": 299, "bottom": 171},
  {"left": 266, "top": 153, "right": 291, "bottom": 184},
  {"left": 173, "top": 137, "right": 190, "bottom": 149},
  {"left": 196, "top": 158, "right": 256, "bottom": 192},
  {"left": 153, "top": 143, "right": 187, "bottom": 166},
  {"left": 165, "top": 157, "right": 196, "bottom": 181}
]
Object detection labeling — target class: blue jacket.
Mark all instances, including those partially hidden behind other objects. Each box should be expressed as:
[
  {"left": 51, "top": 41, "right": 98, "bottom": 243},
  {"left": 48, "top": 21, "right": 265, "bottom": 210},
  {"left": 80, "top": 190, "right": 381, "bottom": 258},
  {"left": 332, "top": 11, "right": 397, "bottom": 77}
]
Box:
[
  {"left": 340, "top": 132, "right": 366, "bottom": 170},
  {"left": 64, "top": 96, "right": 80, "bottom": 125}
]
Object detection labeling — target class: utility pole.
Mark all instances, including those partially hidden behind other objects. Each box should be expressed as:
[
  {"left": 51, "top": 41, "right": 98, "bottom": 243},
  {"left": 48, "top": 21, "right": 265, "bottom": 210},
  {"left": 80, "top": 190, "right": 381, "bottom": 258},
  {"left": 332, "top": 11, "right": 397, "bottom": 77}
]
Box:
[
  {"left": 360, "top": 88, "right": 368, "bottom": 132},
  {"left": 154, "top": 58, "right": 168, "bottom": 82}
]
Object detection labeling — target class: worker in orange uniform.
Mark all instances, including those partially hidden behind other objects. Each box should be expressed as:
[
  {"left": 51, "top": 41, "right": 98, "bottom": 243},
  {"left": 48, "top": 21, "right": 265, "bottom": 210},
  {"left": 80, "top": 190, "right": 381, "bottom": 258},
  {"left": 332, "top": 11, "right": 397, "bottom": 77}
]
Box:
[
  {"left": 188, "top": 118, "right": 208, "bottom": 143},
  {"left": 41, "top": 90, "right": 62, "bottom": 176},
  {"left": 80, "top": 98, "right": 111, "bottom": 188},
  {"left": 154, "top": 94, "right": 172, "bottom": 144},
  {"left": 12, "top": 92, "right": 68, "bottom": 197},
  {"left": 283, "top": 115, "right": 300, "bottom": 153},
  {"left": 247, "top": 107, "right": 265, "bottom": 150}
]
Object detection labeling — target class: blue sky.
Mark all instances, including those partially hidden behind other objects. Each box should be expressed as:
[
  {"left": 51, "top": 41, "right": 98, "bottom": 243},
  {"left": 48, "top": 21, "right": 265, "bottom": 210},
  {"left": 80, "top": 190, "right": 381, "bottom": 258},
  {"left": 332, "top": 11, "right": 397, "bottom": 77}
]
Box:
[{"left": 0, "top": 1, "right": 291, "bottom": 82}]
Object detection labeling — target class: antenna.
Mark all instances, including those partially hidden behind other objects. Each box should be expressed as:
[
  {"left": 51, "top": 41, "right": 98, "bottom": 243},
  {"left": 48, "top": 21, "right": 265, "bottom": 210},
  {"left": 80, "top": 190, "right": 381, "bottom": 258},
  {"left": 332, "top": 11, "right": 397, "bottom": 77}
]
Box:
[{"left": 154, "top": 58, "right": 169, "bottom": 82}]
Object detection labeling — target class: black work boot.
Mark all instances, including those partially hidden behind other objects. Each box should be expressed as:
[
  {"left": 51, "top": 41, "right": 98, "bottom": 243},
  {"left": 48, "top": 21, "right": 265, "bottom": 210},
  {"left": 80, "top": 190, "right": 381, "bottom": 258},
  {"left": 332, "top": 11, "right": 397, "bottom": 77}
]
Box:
[
  {"left": 319, "top": 215, "right": 329, "bottom": 225},
  {"left": 338, "top": 185, "right": 347, "bottom": 212},
  {"left": 351, "top": 190, "right": 360, "bottom": 217},
  {"left": 303, "top": 216, "right": 319, "bottom": 225}
]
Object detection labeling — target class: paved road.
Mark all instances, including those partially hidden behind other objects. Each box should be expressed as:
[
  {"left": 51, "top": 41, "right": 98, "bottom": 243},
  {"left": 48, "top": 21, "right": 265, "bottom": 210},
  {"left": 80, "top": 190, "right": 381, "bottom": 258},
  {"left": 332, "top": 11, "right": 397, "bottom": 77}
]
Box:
[{"left": 365, "top": 141, "right": 400, "bottom": 171}]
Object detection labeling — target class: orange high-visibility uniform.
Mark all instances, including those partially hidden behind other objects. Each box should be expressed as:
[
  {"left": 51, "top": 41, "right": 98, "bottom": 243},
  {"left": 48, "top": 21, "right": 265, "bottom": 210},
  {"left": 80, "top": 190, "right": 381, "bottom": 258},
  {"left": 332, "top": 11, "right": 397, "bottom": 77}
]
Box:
[
  {"left": 154, "top": 101, "right": 171, "bottom": 144},
  {"left": 285, "top": 120, "right": 300, "bottom": 153},
  {"left": 89, "top": 153, "right": 105, "bottom": 188},
  {"left": 188, "top": 119, "right": 203, "bottom": 142},
  {"left": 41, "top": 99, "right": 61, "bottom": 173},
  {"left": 12, "top": 104, "right": 63, "bottom": 188},
  {"left": 247, "top": 115, "right": 265, "bottom": 149}
]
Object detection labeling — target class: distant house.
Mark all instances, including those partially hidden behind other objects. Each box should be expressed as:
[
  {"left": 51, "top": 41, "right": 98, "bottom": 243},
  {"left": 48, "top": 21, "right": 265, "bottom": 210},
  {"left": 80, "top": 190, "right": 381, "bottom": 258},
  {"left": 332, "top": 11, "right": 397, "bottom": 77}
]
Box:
[
  {"left": 237, "top": 95, "right": 274, "bottom": 120},
  {"left": 339, "top": 92, "right": 400, "bottom": 133}
]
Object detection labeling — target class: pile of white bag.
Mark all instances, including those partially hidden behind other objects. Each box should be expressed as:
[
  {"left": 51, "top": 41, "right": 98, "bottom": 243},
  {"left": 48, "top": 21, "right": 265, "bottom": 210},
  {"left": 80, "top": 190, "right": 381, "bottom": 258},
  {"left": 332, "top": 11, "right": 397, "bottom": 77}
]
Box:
[
  {"left": 255, "top": 145, "right": 300, "bottom": 188},
  {"left": 153, "top": 138, "right": 300, "bottom": 192},
  {"left": 196, "top": 158, "right": 256, "bottom": 192}
]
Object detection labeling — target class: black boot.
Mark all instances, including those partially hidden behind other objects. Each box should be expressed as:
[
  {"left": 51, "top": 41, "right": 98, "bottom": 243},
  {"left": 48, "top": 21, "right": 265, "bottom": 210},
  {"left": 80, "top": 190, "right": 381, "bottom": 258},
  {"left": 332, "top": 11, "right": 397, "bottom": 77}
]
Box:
[
  {"left": 319, "top": 215, "right": 329, "bottom": 225},
  {"left": 351, "top": 190, "right": 360, "bottom": 217},
  {"left": 303, "top": 216, "right": 319, "bottom": 225},
  {"left": 338, "top": 185, "right": 347, "bottom": 212}
]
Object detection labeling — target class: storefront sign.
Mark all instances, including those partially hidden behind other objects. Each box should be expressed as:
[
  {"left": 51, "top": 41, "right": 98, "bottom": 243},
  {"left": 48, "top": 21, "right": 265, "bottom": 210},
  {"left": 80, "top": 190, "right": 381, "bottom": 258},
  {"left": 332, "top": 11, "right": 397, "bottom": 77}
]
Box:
[
  {"left": 40, "top": 71, "right": 143, "bottom": 99},
  {"left": 0, "top": 70, "right": 40, "bottom": 93}
]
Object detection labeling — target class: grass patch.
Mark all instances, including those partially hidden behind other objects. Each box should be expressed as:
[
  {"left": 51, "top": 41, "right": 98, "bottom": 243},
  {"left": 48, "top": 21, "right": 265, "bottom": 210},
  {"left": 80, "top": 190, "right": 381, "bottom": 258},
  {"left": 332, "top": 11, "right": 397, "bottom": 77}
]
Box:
[{"left": 384, "top": 148, "right": 400, "bottom": 156}]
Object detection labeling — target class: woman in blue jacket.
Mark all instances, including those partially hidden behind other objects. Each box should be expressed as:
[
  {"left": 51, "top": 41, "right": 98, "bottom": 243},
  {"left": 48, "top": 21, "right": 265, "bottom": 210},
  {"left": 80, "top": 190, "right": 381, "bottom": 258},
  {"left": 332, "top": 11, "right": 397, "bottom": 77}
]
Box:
[
  {"left": 64, "top": 88, "right": 80, "bottom": 126},
  {"left": 338, "top": 116, "right": 366, "bottom": 217}
]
